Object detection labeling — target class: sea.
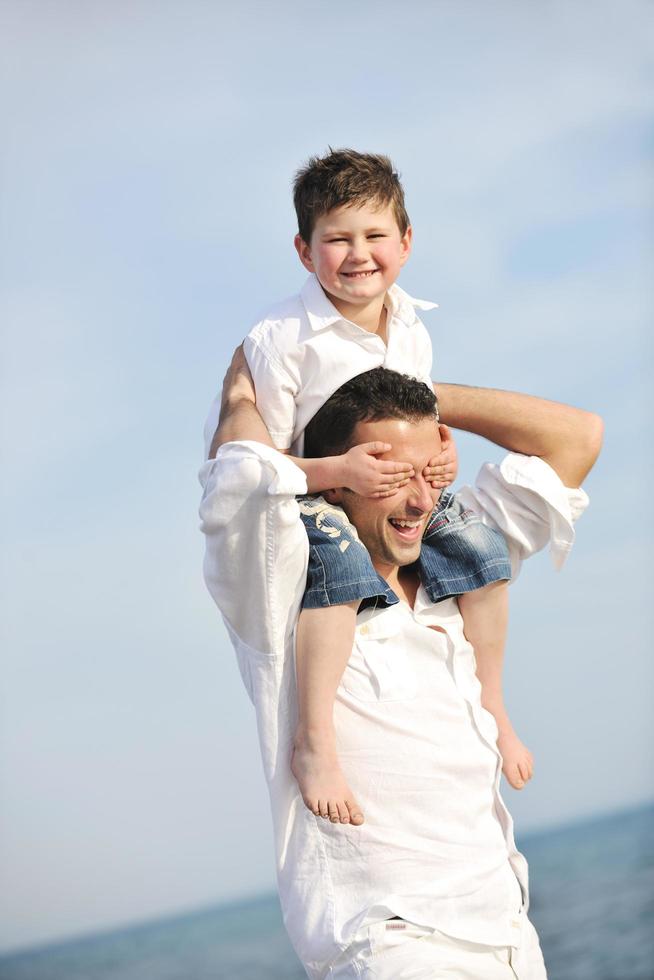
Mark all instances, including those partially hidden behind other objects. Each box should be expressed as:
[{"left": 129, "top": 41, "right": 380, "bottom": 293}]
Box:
[{"left": 1, "top": 804, "right": 652, "bottom": 980}]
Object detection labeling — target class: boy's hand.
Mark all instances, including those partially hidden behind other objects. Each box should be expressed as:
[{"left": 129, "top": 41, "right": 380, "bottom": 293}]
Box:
[
  {"left": 341, "top": 443, "right": 414, "bottom": 498},
  {"left": 423, "top": 425, "right": 458, "bottom": 488}
]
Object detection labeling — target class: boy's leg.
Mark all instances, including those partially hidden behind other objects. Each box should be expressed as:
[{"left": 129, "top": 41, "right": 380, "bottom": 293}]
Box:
[
  {"left": 292, "top": 602, "right": 364, "bottom": 826},
  {"left": 293, "top": 495, "right": 397, "bottom": 825},
  {"left": 459, "top": 584, "right": 534, "bottom": 789},
  {"left": 419, "top": 494, "right": 533, "bottom": 790}
]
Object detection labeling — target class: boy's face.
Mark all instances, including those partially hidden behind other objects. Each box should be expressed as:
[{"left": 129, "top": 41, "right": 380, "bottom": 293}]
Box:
[{"left": 294, "top": 202, "right": 412, "bottom": 315}]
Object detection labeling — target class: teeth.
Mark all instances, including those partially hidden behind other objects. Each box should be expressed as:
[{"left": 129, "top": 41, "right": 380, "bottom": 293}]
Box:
[{"left": 390, "top": 519, "right": 421, "bottom": 528}]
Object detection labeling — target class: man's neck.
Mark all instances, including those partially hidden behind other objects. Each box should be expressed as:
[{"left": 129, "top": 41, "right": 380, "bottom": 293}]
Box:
[{"left": 376, "top": 562, "right": 420, "bottom": 609}]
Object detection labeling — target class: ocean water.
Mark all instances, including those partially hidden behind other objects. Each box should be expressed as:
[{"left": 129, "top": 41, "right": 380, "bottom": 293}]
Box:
[{"left": 1, "top": 804, "right": 652, "bottom": 980}]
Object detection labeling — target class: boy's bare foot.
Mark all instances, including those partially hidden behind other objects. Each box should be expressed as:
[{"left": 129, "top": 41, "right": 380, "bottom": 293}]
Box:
[
  {"left": 291, "top": 732, "right": 364, "bottom": 825},
  {"left": 497, "top": 727, "right": 534, "bottom": 790}
]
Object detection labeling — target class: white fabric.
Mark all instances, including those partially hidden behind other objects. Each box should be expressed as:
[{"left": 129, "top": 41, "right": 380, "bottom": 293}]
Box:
[
  {"left": 458, "top": 455, "right": 590, "bottom": 577},
  {"left": 329, "top": 914, "right": 547, "bottom": 979},
  {"left": 202, "top": 273, "right": 436, "bottom": 458},
  {"left": 198, "top": 445, "right": 587, "bottom": 979}
]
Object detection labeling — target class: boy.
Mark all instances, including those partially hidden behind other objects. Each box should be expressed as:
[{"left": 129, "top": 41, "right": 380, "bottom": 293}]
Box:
[{"left": 208, "top": 149, "right": 533, "bottom": 826}]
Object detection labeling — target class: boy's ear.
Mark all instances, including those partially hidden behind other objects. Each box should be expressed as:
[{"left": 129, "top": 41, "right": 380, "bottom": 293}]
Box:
[
  {"left": 399, "top": 225, "right": 413, "bottom": 266},
  {"left": 294, "top": 234, "right": 315, "bottom": 273}
]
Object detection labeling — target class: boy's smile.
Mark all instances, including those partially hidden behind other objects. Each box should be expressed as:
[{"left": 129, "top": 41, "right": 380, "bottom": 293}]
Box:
[{"left": 294, "top": 203, "right": 412, "bottom": 331}]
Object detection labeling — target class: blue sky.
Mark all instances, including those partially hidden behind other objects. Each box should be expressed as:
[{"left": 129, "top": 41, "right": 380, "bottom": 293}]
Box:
[{"left": 1, "top": 0, "right": 653, "bottom": 955}]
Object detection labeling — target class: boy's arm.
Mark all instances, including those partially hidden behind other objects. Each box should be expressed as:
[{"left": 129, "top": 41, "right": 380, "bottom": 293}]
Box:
[
  {"left": 211, "top": 346, "right": 413, "bottom": 495},
  {"left": 209, "top": 345, "right": 274, "bottom": 458},
  {"left": 434, "top": 382, "right": 603, "bottom": 487}
]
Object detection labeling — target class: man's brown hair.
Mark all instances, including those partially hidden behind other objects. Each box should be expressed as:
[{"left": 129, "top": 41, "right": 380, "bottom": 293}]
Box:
[
  {"left": 304, "top": 368, "right": 437, "bottom": 460},
  {"left": 293, "top": 148, "right": 410, "bottom": 244}
]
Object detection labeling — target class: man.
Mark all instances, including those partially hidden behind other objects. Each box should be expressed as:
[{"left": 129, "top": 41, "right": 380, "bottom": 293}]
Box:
[{"left": 199, "top": 351, "right": 602, "bottom": 979}]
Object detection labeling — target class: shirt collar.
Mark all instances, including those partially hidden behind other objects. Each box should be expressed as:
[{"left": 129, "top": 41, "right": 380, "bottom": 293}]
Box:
[{"left": 300, "top": 273, "right": 438, "bottom": 332}]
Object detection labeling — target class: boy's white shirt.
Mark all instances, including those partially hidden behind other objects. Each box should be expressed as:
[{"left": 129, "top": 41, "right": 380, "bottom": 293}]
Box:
[{"left": 202, "top": 273, "right": 436, "bottom": 459}]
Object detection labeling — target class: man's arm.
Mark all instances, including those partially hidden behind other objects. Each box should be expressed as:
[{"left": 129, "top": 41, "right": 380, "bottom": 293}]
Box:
[
  {"left": 442, "top": 383, "right": 603, "bottom": 575},
  {"left": 199, "top": 441, "right": 309, "bottom": 659},
  {"left": 434, "top": 383, "right": 603, "bottom": 487}
]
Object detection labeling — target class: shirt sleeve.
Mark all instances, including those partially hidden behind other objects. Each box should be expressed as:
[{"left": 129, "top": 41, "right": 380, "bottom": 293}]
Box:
[
  {"left": 198, "top": 441, "right": 309, "bottom": 657},
  {"left": 243, "top": 334, "right": 299, "bottom": 451},
  {"left": 456, "top": 453, "right": 590, "bottom": 580},
  {"left": 413, "top": 320, "right": 433, "bottom": 386}
]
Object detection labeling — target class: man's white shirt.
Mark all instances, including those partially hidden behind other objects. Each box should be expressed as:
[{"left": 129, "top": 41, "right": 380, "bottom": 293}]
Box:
[
  {"left": 202, "top": 274, "right": 435, "bottom": 459},
  {"left": 198, "top": 442, "right": 588, "bottom": 979}
]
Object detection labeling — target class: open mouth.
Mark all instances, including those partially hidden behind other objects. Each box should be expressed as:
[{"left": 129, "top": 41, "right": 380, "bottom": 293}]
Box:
[
  {"left": 341, "top": 269, "right": 379, "bottom": 279},
  {"left": 388, "top": 517, "right": 424, "bottom": 542}
]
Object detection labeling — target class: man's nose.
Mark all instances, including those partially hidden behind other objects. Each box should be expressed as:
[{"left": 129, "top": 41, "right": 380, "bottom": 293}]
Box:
[{"left": 406, "top": 477, "right": 435, "bottom": 515}]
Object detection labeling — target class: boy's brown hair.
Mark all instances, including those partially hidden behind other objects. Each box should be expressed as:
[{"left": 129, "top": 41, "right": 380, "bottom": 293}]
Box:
[{"left": 293, "top": 148, "right": 410, "bottom": 244}]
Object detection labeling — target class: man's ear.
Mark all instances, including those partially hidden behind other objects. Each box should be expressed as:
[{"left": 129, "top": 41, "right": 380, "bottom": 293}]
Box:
[
  {"left": 294, "top": 234, "right": 315, "bottom": 273},
  {"left": 323, "top": 487, "right": 344, "bottom": 505}
]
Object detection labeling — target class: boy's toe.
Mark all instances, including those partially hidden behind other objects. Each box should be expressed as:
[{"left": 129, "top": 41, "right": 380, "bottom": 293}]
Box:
[
  {"left": 346, "top": 799, "right": 365, "bottom": 825},
  {"left": 337, "top": 801, "right": 350, "bottom": 824},
  {"left": 303, "top": 794, "right": 319, "bottom": 815}
]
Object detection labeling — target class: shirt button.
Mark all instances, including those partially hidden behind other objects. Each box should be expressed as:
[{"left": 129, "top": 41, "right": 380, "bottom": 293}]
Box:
[{"left": 359, "top": 624, "right": 369, "bottom": 635}]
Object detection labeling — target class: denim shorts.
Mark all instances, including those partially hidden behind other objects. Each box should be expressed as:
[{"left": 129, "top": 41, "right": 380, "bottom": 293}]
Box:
[{"left": 298, "top": 491, "right": 511, "bottom": 610}]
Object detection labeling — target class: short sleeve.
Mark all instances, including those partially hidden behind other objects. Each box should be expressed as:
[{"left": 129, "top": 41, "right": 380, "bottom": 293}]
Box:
[
  {"left": 243, "top": 334, "right": 299, "bottom": 450},
  {"left": 413, "top": 320, "right": 433, "bottom": 385},
  {"left": 456, "top": 453, "right": 589, "bottom": 580}
]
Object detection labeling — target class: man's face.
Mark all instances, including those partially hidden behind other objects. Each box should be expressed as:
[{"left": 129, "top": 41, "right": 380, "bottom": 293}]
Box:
[
  {"left": 330, "top": 417, "right": 442, "bottom": 577},
  {"left": 294, "top": 203, "right": 412, "bottom": 316}
]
